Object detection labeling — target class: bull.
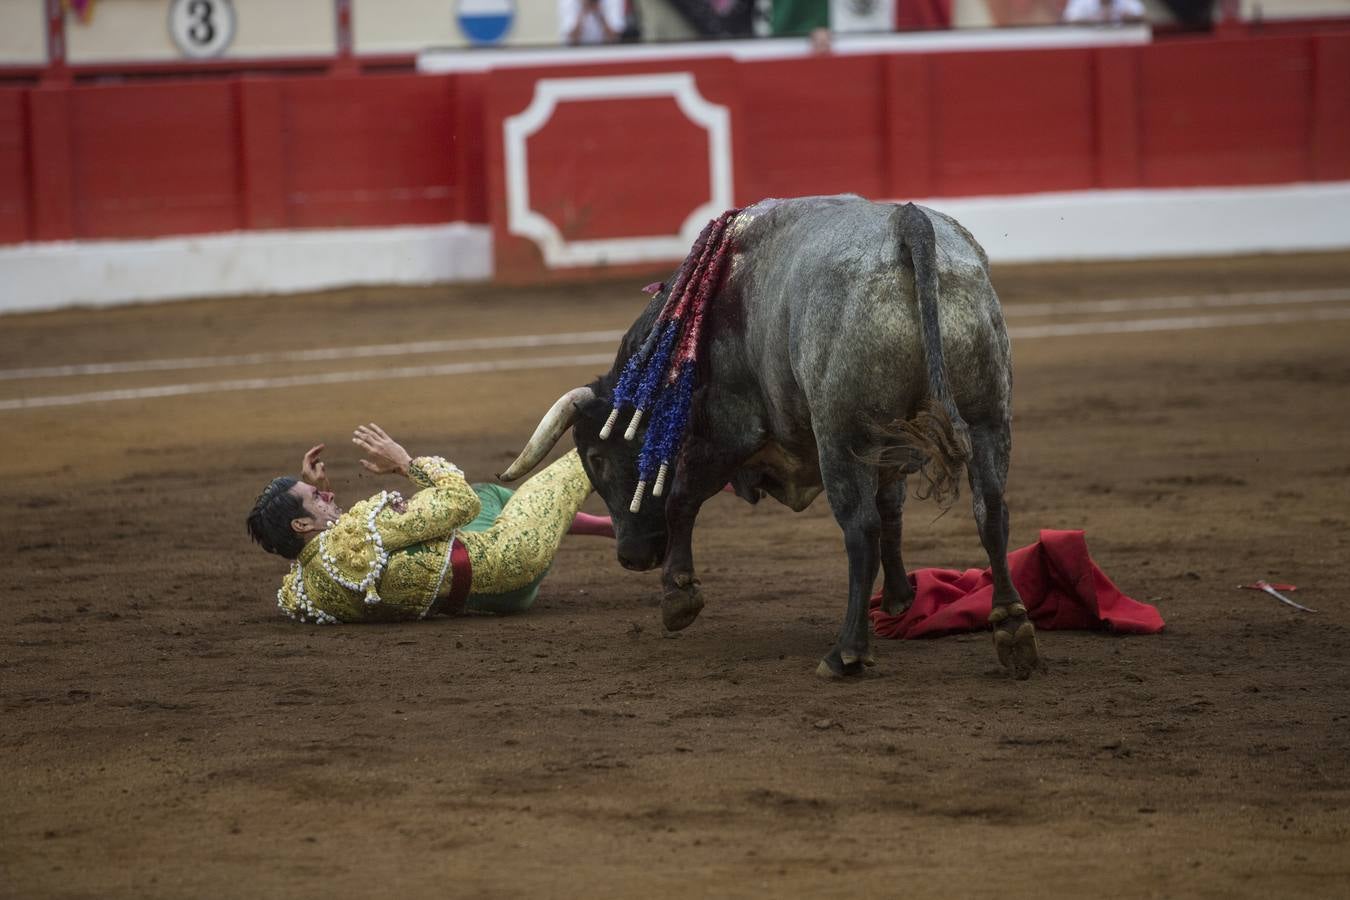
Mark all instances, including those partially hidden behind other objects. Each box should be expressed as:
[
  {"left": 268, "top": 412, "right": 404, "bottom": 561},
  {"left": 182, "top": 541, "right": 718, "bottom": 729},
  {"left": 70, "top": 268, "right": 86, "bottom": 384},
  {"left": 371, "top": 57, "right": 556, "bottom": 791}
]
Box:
[{"left": 500, "top": 195, "right": 1041, "bottom": 679}]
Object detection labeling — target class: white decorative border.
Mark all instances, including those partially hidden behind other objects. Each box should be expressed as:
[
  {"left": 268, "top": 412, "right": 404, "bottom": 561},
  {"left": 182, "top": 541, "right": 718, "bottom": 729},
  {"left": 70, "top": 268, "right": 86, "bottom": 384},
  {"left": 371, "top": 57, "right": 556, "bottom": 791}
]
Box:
[{"left": 503, "top": 73, "right": 733, "bottom": 269}]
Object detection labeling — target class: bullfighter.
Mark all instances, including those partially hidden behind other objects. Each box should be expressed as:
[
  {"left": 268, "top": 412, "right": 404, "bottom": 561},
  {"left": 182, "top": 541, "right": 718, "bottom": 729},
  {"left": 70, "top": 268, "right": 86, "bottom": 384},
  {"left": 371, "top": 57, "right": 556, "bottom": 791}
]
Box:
[{"left": 247, "top": 423, "right": 611, "bottom": 624}]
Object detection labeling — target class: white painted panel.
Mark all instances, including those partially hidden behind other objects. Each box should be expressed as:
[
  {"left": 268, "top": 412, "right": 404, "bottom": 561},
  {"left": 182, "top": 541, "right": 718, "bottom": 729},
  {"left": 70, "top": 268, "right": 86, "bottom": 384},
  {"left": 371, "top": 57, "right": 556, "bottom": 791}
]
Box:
[
  {"left": 0, "top": 0, "right": 47, "bottom": 64},
  {"left": 354, "top": 0, "right": 459, "bottom": 51},
  {"left": 915, "top": 182, "right": 1350, "bottom": 262},
  {"left": 65, "top": 0, "right": 334, "bottom": 64},
  {"left": 230, "top": 0, "right": 334, "bottom": 57},
  {"left": 65, "top": 0, "right": 178, "bottom": 62},
  {"left": 0, "top": 224, "right": 492, "bottom": 314}
]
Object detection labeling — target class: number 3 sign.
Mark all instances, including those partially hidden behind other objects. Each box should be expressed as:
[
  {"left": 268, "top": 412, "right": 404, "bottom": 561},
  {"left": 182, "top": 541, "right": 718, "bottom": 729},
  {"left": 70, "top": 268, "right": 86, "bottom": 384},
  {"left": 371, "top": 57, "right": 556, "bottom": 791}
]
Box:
[{"left": 169, "top": 0, "right": 236, "bottom": 59}]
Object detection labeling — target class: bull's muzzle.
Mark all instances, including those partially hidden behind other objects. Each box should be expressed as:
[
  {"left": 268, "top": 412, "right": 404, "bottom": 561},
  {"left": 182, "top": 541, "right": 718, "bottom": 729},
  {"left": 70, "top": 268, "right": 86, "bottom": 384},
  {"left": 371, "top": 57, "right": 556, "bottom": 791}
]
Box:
[{"left": 616, "top": 533, "right": 665, "bottom": 572}]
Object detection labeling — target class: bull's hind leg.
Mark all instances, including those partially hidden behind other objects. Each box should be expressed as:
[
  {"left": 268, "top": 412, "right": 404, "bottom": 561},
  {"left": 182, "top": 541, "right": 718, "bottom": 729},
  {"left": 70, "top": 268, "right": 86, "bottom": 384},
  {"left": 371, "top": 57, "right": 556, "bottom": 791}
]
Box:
[
  {"left": 817, "top": 440, "right": 882, "bottom": 679},
  {"left": 877, "top": 477, "right": 915, "bottom": 616},
  {"left": 967, "top": 420, "right": 1041, "bottom": 679}
]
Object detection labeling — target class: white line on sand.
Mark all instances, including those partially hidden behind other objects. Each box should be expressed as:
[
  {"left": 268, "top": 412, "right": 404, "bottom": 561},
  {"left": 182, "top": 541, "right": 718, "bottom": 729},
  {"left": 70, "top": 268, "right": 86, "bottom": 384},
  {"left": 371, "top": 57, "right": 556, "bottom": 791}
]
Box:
[
  {"left": 4, "top": 288, "right": 1348, "bottom": 383},
  {"left": 4, "top": 303, "right": 1350, "bottom": 413},
  {"left": 0, "top": 331, "right": 626, "bottom": 382},
  {"left": 1005, "top": 287, "right": 1350, "bottom": 318},
  {"left": 1006, "top": 305, "right": 1350, "bottom": 339},
  {"left": 0, "top": 353, "right": 615, "bottom": 412}
]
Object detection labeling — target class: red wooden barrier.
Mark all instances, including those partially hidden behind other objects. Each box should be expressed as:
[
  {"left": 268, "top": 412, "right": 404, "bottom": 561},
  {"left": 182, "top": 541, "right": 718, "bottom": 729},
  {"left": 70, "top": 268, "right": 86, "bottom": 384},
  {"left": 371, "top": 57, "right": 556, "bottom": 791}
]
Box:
[
  {"left": 930, "top": 48, "right": 1098, "bottom": 196},
  {"left": 1312, "top": 33, "right": 1350, "bottom": 180},
  {"left": 69, "top": 81, "right": 241, "bottom": 239},
  {"left": 1093, "top": 46, "right": 1142, "bottom": 188},
  {"left": 0, "top": 89, "right": 27, "bottom": 244},
  {"left": 740, "top": 55, "right": 888, "bottom": 202},
  {"left": 0, "top": 33, "right": 1346, "bottom": 258},
  {"left": 8, "top": 73, "right": 461, "bottom": 243},
  {"left": 453, "top": 72, "right": 489, "bottom": 223},
  {"left": 239, "top": 79, "right": 287, "bottom": 231},
  {"left": 883, "top": 54, "right": 934, "bottom": 198},
  {"left": 237, "top": 74, "right": 459, "bottom": 232},
  {"left": 279, "top": 75, "right": 457, "bottom": 228},
  {"left": 27, "top": 86, "right": 76, "bottom": 241},
  {"left": 1139, "top": 36, "right": 1313, "bottom": 186},
  {"left": 479, "top": 33, "right": 1349, "bottom": 280}
]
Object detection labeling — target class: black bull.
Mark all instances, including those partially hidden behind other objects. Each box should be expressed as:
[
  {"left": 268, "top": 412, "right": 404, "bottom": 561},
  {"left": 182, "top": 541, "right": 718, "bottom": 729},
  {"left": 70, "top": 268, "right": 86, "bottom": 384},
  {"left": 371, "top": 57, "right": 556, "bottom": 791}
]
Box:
[{"left": 500, "top": 196, "right": 1042, "bottom": 679}]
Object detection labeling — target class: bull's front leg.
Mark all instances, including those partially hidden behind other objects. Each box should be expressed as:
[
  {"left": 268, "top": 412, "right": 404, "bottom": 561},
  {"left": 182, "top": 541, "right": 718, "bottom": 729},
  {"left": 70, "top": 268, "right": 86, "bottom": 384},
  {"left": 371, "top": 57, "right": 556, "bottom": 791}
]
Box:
[
  {"left": 659, "top": 497, "right": 706, "bottom": 631},
  {"left": 659, "top": 454, "right": 740, "bottom": 632}
]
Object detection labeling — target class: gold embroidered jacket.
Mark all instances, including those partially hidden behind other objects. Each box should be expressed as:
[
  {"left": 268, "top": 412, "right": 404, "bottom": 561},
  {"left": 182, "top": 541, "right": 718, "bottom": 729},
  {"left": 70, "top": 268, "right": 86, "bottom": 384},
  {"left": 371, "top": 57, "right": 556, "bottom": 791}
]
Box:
[{"left": 277, "top": 456, "right": 481, "bottom": 624}]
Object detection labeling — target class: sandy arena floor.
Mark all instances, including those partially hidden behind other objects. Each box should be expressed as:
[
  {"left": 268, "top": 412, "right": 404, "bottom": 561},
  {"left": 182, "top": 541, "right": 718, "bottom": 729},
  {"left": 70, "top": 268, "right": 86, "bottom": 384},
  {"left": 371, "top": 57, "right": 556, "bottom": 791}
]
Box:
[{"left": 2, "top": 253, "right": 1349, "bottom": 898}]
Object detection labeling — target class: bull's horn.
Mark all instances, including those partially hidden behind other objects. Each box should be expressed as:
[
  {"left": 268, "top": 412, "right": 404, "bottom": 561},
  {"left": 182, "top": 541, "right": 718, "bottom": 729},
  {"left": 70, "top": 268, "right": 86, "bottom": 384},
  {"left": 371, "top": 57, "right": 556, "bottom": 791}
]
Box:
[{"left": 498, "top": 386, "right": 596, "bottom": 482}]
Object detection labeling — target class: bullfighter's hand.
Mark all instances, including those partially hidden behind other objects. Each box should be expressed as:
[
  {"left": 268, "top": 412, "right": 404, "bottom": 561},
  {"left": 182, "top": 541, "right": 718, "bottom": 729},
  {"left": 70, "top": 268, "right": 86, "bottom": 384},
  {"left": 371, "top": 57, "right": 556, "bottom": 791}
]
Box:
[
  {"left": 353, "top": 423, "right": 412, "bottom": 476},
  {"left": 300, "top": 444, "right": 331, "bottom": 492}
]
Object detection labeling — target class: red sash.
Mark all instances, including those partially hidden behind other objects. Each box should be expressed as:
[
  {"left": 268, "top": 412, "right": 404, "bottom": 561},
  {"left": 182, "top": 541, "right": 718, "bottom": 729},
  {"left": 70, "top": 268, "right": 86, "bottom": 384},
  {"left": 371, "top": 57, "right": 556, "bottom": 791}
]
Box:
[{"left": 437, "top": 538, "right": 473, "bottom": 615}]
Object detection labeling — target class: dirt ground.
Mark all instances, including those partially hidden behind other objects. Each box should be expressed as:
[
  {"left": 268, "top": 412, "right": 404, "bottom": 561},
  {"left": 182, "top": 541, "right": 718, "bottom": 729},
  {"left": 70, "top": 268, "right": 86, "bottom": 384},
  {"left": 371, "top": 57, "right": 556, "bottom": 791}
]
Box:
[{"left": 2, "top": 253, "right": 1349, "bottom": 899}]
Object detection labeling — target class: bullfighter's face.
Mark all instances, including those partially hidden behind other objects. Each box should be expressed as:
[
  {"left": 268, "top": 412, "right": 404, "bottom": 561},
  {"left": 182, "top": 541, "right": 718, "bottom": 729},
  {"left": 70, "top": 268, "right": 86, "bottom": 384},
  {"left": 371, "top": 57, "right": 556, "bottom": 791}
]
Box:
[{"left": 289, "top": 481, "right": 343, "bottom": 531}]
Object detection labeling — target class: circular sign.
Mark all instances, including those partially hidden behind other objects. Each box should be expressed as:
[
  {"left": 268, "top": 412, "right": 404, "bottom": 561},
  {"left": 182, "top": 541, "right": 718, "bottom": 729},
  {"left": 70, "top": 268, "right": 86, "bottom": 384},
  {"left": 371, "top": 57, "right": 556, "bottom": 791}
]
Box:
[
  {"left": 168, "top": 0, "right": 237, "bottom": 59},
  {"left": 456, "top": 0, "right": 515, "bottom": 46}
]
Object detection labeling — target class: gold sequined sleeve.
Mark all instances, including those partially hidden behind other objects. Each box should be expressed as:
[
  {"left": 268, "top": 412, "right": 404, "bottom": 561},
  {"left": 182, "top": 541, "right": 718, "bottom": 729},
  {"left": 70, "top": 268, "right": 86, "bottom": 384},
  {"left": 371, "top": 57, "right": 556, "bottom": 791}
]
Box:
[{"left": 374, "top": 456, "right": 482, "bottom": 552}]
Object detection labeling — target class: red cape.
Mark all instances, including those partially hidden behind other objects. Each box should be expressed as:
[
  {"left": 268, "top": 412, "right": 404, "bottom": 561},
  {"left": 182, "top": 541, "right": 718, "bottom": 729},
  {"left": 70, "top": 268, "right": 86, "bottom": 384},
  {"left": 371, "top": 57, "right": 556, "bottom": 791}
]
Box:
[{"left": 870, "top": 529, "right": 1164, "bottom": 638}]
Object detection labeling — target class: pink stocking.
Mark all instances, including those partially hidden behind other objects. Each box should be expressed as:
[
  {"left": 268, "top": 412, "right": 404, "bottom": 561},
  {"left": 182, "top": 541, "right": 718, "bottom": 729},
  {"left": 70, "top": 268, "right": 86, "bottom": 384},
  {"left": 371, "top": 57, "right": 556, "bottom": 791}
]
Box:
[{"left": 568, "top": 512, "right": 615, "bottom": 539}]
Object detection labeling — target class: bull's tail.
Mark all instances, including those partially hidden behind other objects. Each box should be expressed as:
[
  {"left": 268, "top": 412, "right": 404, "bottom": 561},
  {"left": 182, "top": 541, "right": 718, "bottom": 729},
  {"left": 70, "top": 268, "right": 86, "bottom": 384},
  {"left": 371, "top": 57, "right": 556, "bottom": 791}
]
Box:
[{"left": 867, "top": 203, "right": 972, "bottom": 507}]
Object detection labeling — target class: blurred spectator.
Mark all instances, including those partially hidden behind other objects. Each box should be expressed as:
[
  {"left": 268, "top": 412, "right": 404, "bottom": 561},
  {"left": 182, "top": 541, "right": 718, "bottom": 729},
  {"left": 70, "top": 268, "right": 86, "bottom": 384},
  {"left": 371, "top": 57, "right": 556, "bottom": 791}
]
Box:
[
  {"left": 659, "top": 0, "right": 756, "bottom": 37},
  {"left": 773, "top": 0, "right": 830, "bottom": 35},
  {"left": 634, "top": 0, "right": 699, "bottom": 40},
  {"left": 1061, "top": 0, "right": 1146, "bottom": 23},
  {"left": 810, "top": 26, "right": 833, "bottom": 53},
  {"left": 560, "top": 0, "right": 628, "bottom": 44}
]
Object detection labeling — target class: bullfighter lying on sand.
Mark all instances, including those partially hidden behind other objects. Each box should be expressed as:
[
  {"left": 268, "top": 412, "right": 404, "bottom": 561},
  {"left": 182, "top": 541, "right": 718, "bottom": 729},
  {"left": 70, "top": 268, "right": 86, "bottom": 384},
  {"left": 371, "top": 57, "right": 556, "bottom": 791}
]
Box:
[{"left": 247, "top": 423, "right": 613, "bottom": 624}]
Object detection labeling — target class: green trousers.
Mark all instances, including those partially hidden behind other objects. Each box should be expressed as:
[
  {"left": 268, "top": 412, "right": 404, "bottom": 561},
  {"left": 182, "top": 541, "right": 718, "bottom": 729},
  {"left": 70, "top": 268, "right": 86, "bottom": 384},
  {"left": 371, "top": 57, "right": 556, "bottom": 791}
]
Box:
[{"left": 461, "top": 483, "right": 550, "bottom": 615}]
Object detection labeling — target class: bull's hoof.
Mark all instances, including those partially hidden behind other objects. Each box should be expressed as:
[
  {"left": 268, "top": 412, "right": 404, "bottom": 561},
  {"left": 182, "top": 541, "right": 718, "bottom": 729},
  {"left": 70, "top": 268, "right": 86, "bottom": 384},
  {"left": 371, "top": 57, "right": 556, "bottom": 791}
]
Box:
[
  {"left": 842, "top": 649, "right": 877, "bottom": 668},
  {"left": 816, "top": 648, "right": 878, "bottom": 680},
  {"left": 989, "top": 603, "right": 1042, "bottom": 680},
  {"left": 661, "top": 580, "right": 705, "bottom": 632},
  {"left": 880, "top": 587, "right": 914, "bottom": 616}
]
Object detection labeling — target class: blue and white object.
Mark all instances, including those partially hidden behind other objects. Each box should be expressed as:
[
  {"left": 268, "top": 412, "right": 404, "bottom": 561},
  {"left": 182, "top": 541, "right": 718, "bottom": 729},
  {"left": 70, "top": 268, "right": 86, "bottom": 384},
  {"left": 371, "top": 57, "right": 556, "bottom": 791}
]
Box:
[{"left": 457, "top": 0, "right": 515, "bottom": 45}]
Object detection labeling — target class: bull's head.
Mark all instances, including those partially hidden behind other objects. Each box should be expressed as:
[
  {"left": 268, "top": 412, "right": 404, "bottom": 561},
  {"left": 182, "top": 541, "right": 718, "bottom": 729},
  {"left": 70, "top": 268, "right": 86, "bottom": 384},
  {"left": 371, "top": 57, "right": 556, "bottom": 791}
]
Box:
[{"left": 499, "top": 385, "right": 669, "bottom": 572}]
